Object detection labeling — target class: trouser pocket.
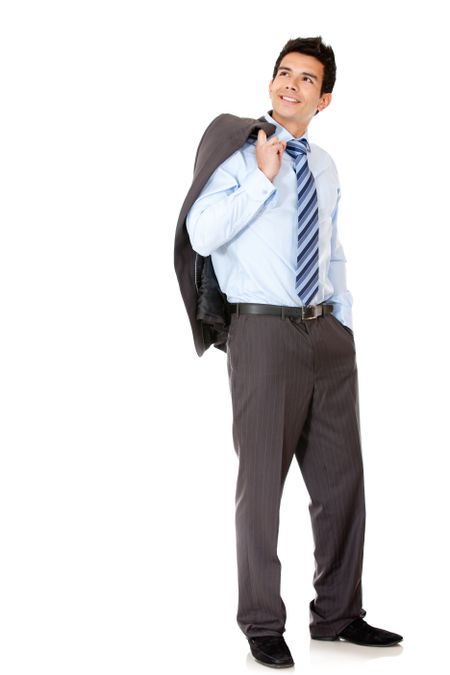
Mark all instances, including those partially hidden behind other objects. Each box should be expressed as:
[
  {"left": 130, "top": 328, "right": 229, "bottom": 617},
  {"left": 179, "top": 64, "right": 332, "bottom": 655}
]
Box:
[{"left": 329, "top": 313, "right": 354, "bottom": 339}]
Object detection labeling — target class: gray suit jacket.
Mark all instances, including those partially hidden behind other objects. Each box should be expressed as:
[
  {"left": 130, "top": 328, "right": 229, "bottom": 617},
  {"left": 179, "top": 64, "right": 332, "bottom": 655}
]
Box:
[{"left": 174, "top": 112, "right": 276, "bottom": 357}]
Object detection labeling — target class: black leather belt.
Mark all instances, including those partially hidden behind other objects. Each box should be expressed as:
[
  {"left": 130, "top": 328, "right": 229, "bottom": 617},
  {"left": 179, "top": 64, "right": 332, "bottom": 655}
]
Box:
[{"left": 229, "top": 302, "right": 334, "bottom": 320}]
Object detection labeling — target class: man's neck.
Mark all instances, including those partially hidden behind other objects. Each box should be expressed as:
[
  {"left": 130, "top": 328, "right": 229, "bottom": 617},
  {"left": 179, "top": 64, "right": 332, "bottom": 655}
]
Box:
[{"left": 269, "top": 110, "right": 308, "bottom": 138}]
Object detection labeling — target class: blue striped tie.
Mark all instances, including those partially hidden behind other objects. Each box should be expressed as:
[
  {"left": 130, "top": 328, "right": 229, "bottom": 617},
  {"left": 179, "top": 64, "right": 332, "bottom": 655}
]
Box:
[{"left": 285, "top": 138, "right": 319, "bottom": 306}]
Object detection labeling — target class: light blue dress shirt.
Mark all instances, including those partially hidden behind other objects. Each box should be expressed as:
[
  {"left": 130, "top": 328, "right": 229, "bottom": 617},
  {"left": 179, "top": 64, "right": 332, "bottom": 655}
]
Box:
[{"left": 186, "top": 110, "right": 353, "bottom": 329}]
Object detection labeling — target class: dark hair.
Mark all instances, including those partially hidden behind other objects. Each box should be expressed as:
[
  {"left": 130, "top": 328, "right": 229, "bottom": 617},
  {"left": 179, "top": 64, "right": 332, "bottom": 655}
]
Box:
[{"left": 272, "top": 36, "right": 336, "bottom": 101}]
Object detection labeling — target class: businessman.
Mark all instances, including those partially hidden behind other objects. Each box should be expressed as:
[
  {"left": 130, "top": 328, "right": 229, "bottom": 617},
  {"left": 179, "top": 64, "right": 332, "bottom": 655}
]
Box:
[{"left": 175, "top": 36, "right": 403, "bottom": 668}]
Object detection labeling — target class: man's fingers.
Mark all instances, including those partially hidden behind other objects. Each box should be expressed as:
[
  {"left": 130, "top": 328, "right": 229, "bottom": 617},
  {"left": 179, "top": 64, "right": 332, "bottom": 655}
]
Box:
[
  {"left": 258, "top": 129, "right": 284, "bottom": 149},
  {"left": 257, "top": 129, "right": 266, "bottom": 144}
]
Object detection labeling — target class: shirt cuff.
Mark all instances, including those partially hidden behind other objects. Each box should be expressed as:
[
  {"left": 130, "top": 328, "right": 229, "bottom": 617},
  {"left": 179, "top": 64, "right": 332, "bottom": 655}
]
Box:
[
  {"left": 241, "top": 167, "right": 277, "bottom": 202},
  {"left": 331, "top": 300, "right": 353, "bottom": 331}
]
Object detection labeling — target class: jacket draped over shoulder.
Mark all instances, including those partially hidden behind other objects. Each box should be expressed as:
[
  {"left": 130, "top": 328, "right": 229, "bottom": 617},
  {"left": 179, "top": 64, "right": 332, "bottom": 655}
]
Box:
[{"left": 173, "top": 113, "right": 276, "bottom": 357}]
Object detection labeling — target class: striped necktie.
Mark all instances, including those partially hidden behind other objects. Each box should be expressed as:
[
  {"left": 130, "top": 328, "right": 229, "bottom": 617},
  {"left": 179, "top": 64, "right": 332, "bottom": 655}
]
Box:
[{"left": 285, "top": 138, "right": 319, "bottom": 306}]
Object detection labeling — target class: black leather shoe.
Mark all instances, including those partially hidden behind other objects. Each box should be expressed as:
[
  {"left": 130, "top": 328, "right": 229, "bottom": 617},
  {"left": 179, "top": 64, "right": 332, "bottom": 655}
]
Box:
[
  {"left": 313, "top": 617, "right": 403, "bottom": 646},
  {"left": 248, "top": 635, "right": 295, "bottom": 668}
]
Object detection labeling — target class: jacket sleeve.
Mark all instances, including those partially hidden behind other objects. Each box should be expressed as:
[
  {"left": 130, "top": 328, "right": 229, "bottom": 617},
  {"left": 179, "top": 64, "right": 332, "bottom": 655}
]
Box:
[
  {"left": 327, "top": 186, "right": 354, "bottom": 330},
  {"left": 186, "top": 150, "right": 277, "bottom": 257}
]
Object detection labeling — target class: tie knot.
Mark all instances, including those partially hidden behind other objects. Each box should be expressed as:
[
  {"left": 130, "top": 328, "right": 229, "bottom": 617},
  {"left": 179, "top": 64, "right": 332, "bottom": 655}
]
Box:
[{"left": 285, "top": 138, "right": 310, "bottom": 160}]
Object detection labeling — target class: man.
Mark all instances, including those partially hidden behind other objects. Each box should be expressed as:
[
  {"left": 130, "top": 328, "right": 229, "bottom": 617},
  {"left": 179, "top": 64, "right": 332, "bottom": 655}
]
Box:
[{"left": 174, "top": 36, "right": 403, "bottom": 668}]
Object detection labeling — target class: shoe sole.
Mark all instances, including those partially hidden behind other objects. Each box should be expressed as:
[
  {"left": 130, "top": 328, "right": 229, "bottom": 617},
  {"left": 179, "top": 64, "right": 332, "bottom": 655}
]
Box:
[
  {"left": 251, "top": 655, "right": 295, "bottom": 668},
  {"left": 312, "top": 636, "right": 403, "bottom": 647}
]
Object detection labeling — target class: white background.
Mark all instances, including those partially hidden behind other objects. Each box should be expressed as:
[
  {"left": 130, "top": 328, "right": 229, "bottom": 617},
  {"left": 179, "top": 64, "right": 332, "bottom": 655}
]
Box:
[{"left": 1, "top": 1, "right": 449, "bottom": 673}]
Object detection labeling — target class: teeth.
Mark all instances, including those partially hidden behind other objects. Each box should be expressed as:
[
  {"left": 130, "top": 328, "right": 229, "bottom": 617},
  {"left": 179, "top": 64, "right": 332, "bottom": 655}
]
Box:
[{"left": 281, "top": 96, "right": 298, "bottom": 102}]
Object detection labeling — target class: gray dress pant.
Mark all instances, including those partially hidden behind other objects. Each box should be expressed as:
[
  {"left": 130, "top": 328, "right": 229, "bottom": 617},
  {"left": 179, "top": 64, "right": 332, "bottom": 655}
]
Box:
[{"left": 226, "top": 306, "right": 366, "bottom": 639}]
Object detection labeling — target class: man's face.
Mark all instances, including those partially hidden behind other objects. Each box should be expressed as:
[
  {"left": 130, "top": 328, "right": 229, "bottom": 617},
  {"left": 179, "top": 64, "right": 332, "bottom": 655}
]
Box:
[{"left": 268, "top": 52, "right": 332, "bottom": 133}]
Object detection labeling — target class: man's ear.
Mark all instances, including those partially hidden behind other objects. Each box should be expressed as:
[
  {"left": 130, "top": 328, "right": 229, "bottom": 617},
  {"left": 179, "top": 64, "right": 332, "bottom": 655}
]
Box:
[{"left": 318, "top": 92, "right": 332, "bottom": 112}]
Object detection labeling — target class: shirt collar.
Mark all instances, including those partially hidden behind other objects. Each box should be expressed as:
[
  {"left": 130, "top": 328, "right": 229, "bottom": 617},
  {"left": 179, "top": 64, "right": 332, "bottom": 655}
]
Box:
[{"left": 263, "top": 110, "right": 310, "bottom": 147}]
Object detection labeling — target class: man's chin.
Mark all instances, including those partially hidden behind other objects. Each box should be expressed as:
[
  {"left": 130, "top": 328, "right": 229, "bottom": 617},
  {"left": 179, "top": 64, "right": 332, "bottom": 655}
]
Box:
[{"left": 273, "top": 106, "right": 301, "bottom": 121}]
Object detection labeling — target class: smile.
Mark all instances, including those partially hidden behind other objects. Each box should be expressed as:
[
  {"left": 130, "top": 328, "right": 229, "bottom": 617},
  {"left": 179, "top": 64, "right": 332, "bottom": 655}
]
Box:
[{"left": 280, "top": 95, "right": 300, "bottom": 104}]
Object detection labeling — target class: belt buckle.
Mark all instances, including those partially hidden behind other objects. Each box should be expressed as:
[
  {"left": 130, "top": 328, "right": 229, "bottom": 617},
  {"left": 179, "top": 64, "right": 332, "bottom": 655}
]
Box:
[{"left": 301, "top": 305, "right": 317, "bottom": 320}]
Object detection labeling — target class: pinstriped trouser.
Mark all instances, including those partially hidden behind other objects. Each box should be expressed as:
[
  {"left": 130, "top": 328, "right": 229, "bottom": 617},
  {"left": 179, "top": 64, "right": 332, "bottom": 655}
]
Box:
[{"left": 226, "top": 307, "right": 366, "bottom": 639}]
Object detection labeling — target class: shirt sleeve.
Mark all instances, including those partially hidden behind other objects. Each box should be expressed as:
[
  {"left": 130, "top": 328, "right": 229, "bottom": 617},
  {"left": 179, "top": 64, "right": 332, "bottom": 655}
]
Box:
[
  {"left": 185, "top": 151, "right": 277, "bottom": 257},
  {"left": 328, "top": 186, "right": 354, "bottom": 330}
]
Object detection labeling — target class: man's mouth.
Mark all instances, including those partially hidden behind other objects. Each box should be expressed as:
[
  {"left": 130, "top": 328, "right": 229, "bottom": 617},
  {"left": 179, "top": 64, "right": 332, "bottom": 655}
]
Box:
[{"left": 279, "top": 95, "right": 300, "bottom": 105}]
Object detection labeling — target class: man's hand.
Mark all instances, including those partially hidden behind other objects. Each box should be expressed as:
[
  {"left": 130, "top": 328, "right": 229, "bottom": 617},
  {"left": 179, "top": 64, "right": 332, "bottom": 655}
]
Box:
[{"left": 256, "top": 129, "right": 287, "bottom": 182}]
